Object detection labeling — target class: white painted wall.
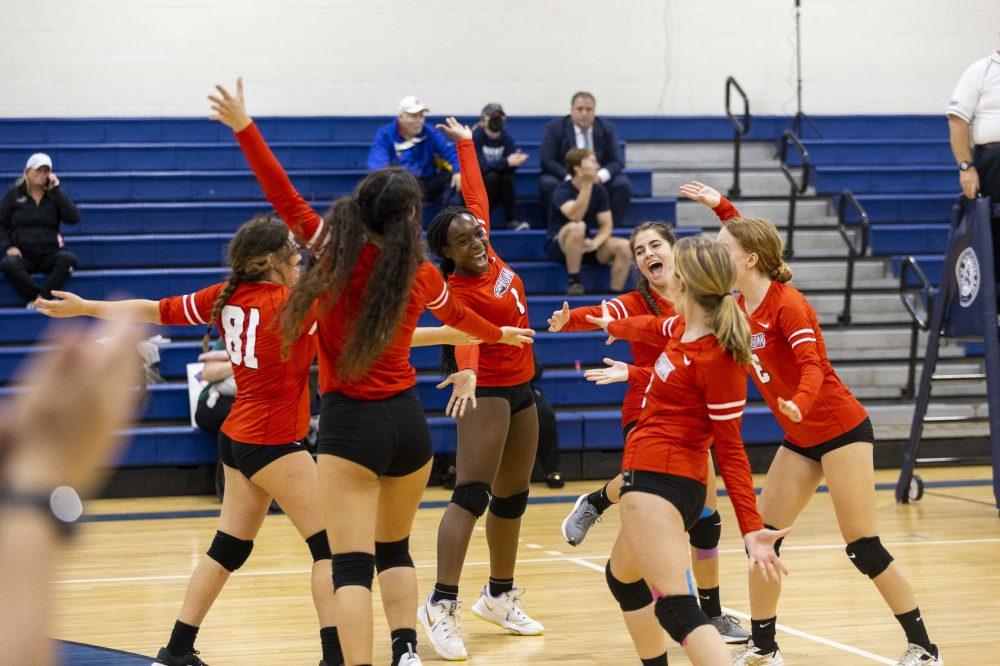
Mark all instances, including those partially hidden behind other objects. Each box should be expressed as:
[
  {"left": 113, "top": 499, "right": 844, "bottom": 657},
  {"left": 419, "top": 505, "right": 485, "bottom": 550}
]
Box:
[{"left": 0, "top": 0, "right": 997, "bottom": 117}]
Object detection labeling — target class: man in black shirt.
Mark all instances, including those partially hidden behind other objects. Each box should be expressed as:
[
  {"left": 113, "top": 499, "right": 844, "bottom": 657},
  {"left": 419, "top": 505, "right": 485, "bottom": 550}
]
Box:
[
  {"left": 547, "top": 148, "right": 631, "bottom": 295},
  {"left": 0, "top": 153, "right": 80, "bottom": 307},
  {"left": 472, "top": 103, "right": 530, "bottom": 229}
]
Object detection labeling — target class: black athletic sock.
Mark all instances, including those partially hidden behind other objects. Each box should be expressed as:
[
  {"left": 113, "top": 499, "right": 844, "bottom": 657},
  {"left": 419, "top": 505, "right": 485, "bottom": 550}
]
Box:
[
  {"left": 568, "top": 272, "right": 581, "bottom": 285},
  {"left": 488, "top": 577, "right": 514, "bottom": 597},
  {"left": 751, "top": 616, "right": 778, "bottom": 653},
  {"left": 390, "top": 627, "right": 418, "bottom": 663},
  {"left": 320, "top": 626, "right": 342, "bottom": 665},
  {"left": 894, "top": 608, "right": 935, "bottom": 655},
  {"left": 697, "top": 586, "right": 722, "bottom": 619},
  {"left": 641, "top": 652, "right": 668, "bottom": 665},
  {"left": 587, "top": 483, "right": 614, "bottom": 514},
  {"left": 166, "top": 620, "right": 199, "bottom": 656},
  {"left": 431, "top": 582, "right": 459, "bottom": 603}
]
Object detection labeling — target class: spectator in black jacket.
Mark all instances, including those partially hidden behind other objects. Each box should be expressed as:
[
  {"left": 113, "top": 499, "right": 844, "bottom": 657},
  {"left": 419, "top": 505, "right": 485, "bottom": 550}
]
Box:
[
  {"left": 0, "top": 153, "right": 80, "bottom": 307},
  {"left": 540, "top": 92, "right": 632, "bottom": 225},
  {"left": 473, "top": 103, "right": 530, "bottom": 229}
]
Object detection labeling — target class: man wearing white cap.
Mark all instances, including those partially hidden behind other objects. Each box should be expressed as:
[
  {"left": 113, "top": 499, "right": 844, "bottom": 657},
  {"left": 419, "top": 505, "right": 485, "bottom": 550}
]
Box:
[
  {"left": 0, "top": 153, "right": 80, "bottom": 307},
  {"left": 367, "top": 96, "right": 463, "bottom": 206}
]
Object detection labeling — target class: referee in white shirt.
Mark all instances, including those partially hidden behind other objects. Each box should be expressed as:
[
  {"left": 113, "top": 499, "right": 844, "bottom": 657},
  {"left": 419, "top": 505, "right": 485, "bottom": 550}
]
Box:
[{"left": 948, "top": 48, "right": 1000, "bottom": 202}]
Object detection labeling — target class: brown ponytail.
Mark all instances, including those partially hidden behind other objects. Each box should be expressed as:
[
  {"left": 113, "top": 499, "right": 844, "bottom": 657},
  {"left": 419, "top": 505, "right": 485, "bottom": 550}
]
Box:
[{"left": 724, "top": 217, "right": 793, "bottom": 283}]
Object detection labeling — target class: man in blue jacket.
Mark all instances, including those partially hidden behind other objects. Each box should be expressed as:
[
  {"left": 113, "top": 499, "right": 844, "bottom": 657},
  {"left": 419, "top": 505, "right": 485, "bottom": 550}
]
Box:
[
  {"left": 540, "top": 91, "right": 632, "bottom": 225},
  {"left": 367, "top": 95, "right": 462, "bottom": 205}
]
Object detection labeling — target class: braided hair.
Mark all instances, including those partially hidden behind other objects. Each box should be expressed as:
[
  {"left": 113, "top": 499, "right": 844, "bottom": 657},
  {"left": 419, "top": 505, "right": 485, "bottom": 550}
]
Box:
[
  {"left": 426, "top": 205, "right": 478, "bottom": 376},
  {"left": 201, "top": 213, "right": 294, "bottom": 351},
  {"left": 628, "top": 221, "right": 677, "bottom": 315}
]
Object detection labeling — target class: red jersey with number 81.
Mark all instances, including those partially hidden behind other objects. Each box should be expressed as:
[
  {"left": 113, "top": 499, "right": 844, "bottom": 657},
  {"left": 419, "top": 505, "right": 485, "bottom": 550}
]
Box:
[
  {"left": 739, "top": 281, "right": 867, "bottom": 447},
  {"left": 450, "top": 139, "right": 534, "bottom": 387},
  {"left": 159, "top": 281, "right": 317, "bottom": 444}
]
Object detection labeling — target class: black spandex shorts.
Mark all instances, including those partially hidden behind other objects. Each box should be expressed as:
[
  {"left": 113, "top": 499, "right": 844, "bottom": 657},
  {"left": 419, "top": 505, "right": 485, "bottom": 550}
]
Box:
[
  {"left": 780, "top": 416, "right": 875, "bottom": 462},
  {"left": 217, "top": 432, "right": 308, "bottom": 479},
  {"left": 622, "top": 419, "right": 639, "bottom": 440},
  {"left": 475, "top": 381, "right": 535, "bottom": 414},
  {"left": 317, "top": 389, "right": 433, "bottom": 477},
  {"left": 619, "top": 470, "right": 707, "bottom": 532}
]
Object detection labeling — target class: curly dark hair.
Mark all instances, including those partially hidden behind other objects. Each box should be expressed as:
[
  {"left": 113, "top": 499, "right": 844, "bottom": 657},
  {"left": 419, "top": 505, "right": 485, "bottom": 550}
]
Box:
[
  {"left": 202, "top": 213, "right": 294, "bottom": 351},
  {"left": 279, "top": 167, "right": 425, "bottom": 380},
  {"left": 628, "top": 221, "right": 676, "bottom": 315},
  {"left": 426, "top": 205, "right": 479, "bottom": 377}
]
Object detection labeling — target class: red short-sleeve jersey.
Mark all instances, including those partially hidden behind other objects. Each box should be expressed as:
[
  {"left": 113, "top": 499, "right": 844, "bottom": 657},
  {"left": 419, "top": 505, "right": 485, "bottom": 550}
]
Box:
[
  {"left": 739, "top": 281, "right": 868, "bottom": 446},
  {"left": 608, "top": 315, "right": 763, "bottom": 535},
  {"left": 159, "top": 281, "right": 317, "bottom": 444},
  {"left": 449, "top": 139, "right": 534, "bottom": 387},
  {"left": 560, "top": 290, "right": 675, "bottom": 426},
  {"left": 235, "top": 122, "right": 505, "bottom": 400}
]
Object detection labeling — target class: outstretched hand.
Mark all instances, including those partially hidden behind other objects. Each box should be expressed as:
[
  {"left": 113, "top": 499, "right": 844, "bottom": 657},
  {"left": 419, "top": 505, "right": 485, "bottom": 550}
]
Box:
[
  {"left": 208, "top": 77, "right": 252, "bottom": 132},
  {"left": 777, "top": 397, "right": 802, "bottom": 423},
  {"left": 35, "top": 290, "right": 87, "bottom": 319},
  {"left": 584, "top": 357, "right": 629, "bottom": 385},
  {"left": 437, "top": 369, "right": 477, "bottom": 419},
  {"left": 499, "top": 326, "right": 535, "bottom": 347},
  {"left": 547, "top": 301, "right": 571, "bottom": 332},
  {"left": 679, "top": 180, "right": 722, "bottom": 208},
  {"left": 583, "top": 300, "right": 617, "bottom": 345},
  {"left": 745, "top": 526, "right": 791, "bottom": 585},
  {"left": 436, "top": 116, "right": 473, "bottom": 143}
]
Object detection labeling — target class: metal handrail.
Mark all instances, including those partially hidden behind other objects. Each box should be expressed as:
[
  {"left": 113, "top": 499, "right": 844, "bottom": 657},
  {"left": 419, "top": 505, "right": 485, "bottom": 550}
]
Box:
[
  {"left": 725, "top": 76, "right": 751, "bottom": 199},
  {"left": 899, "top": 256, "right": 936, "bottom": 398},
  {"left": 836, "top": 190, "right": 870, "bottom": 327},
  {"left": 778, "top": 130, "right": 811, "bottom": 257}
]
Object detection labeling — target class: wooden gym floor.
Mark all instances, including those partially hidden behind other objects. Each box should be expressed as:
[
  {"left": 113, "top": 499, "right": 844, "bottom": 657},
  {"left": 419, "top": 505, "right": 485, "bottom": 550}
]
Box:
[{"left": 53, "top": 466, "right": 1000, "bottom": 665}]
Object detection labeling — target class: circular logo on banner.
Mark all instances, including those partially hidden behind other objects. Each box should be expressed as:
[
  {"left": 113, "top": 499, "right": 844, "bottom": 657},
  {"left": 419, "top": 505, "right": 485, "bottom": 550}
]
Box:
[{"left": 956, "top": 247, "right": 980, "bottom": 308}]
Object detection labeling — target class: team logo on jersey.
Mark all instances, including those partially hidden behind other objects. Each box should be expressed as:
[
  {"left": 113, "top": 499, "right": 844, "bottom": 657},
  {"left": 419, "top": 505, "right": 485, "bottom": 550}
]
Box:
[
  {"left": 750, "top": 332, "right": 766, "bottom": 350},
  {"left": 956, "top": 247, "right": 980, "bottom": 308},
  {"left": 15, "top": 196, "right": 26, "bottom": 205},
  {"left": 494, "top": 267, "right": 515, "bottom": 298},
  {"left": 654, "top": 352, "right": 675, "bottom": 381}
]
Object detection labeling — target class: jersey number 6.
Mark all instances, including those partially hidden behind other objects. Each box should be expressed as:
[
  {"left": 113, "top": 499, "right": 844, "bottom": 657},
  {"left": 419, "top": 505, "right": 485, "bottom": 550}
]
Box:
[
  {"left": 221, "top": 305, "right": 261, "bottom": 369},
  {"left": 750, "top": 352, "right": 770, "bottom": 384}
]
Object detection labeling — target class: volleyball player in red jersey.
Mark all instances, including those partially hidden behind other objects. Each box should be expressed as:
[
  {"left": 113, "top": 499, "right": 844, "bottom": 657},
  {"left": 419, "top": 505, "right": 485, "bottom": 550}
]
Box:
[
  {"left": 716, "top": 217, "right": 942, "bottom": 666},
  {"left": 37, "top": 214, "right": 341, "bottom": 666},
  {"left": 584, "top": 236, "right": 786, "bottom": 666},
  {"left": 416, "top": 118, "right": 543, "bottom": 660},
  {"left": 210, "top": 80, "right": 532, "bottom": 666}
]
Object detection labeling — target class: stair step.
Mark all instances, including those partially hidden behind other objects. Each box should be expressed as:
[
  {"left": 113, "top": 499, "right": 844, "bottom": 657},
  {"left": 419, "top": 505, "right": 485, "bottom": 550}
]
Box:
[
  {"left": 627, "top": 142, "right": 777, "bottom": 170},
  {"left": 654, "top": 169, "right": 804, "bottom": 198}
]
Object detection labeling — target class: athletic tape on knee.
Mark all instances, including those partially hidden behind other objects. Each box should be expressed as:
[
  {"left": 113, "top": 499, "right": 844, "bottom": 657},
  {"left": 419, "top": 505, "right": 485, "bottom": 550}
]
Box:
[
  {"left": 604, "top": 561, "right": 653, "bottom": 612},
  {"left": 654, "top": 594, "right": 711, "bottom": 645},
  {"left": 331, "top": 551, "right": 375, "bottom": 590},
  {"left": 306, "top": 530, "right": 331, "bottom": 562},
  {"left": 845, "top": 536, "right": 894, "bottom": 578},
  {"left": 374, "top": 537, "right": 413, "bottom": 573},
  {"left": 450, "top": 482, "right": 491, "bottom": 517},
  {"left": 688, "top": 510, "right": 721, "bottom": 559},
  {"left": 206, "top": 530, "right": 254, "bottom": 572},
  {"left": 489, "top": 489, "right": 529, "bottom": 519}
]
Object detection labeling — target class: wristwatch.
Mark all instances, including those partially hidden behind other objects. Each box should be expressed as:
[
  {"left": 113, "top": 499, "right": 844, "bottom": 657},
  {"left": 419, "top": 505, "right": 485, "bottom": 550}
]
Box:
[
  {"left": 0, "top": 483, "right": 83, "bottom": 538},
  {"left": 959, "top": 161, "right": 975, "bottom": 171}
]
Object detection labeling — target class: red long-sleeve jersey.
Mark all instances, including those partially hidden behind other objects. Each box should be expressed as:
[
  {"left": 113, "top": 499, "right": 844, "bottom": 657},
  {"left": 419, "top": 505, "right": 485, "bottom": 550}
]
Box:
[
  {"left": 449, "top": 139, "right": 534, "bottom": 387},
  {"left": 159, "top": 281, "right": 317, "bottom": 444},
  {"left": 607, "top": 315, "right": 763, "bottom": 535},
  {"left": 739, "top": 281, "right": 867, "bottom": 446},
  {"left": 235, "top": 122, "right": 505, "bottom": 400}
]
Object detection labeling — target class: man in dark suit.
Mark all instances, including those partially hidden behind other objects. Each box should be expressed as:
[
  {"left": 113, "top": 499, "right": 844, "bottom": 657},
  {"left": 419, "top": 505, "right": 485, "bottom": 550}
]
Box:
[{"left": 540, "top": 91, "right": 632, "bottom": 225}]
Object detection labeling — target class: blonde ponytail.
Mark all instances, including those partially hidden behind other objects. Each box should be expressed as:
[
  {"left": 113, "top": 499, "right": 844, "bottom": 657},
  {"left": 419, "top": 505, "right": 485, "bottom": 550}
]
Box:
[{"left": 713, "top": 294, "right": 751, "bottom": 364}]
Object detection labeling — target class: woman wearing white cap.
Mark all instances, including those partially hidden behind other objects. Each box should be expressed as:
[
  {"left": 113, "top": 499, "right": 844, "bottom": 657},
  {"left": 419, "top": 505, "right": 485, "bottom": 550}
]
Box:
[{"left": 0, "top": 153, "right": 80, "bottom": 308}]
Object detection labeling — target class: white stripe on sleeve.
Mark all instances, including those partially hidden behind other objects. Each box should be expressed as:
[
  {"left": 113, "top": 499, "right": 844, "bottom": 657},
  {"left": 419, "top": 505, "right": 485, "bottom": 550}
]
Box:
[
  {"left": 708, "top": 411, "right": 744, "bottom": 421},
  {"left": 426, "top": 283, "right": 450, "bottom": 310},
  {"left": 790, "top": 336, "right": 817, "bottom": 349},
  {"left": 707, "top": 399, "right": 747, "bottom": 410},
  {"left": 788, "top": 327, "right": 815, "bottom": 339},
  {"left": 181, "top": 294, "right": 199, "bottom": 326},
  {"left": 306, "top": 218, "right": 325, "bottom": 250}
]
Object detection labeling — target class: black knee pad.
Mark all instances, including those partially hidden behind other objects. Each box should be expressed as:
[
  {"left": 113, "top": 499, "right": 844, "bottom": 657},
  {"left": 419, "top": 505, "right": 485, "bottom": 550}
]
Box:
[
  {"left": 845, "top": 536, "right": 894, "bottom": 578},
  {"left": 688, "top": 510, "right": 722, "bottom": 551},
  {"left": 654, "top": 594, "right": 711, "bottom": 644},
  {"left": 207, "top": 530, "right": 254, "bottom": 572},
  {"left": 306, "top": 530, "right": 331, "bottom": 562},
  {"left": 450, "top": 482, "right": 491, "bottom": 517},
  {"left": 331, "top": 551, "right": 375, "bottom": 591},
  {"left": 375, "top": 537, "right": 414, "bottom": 573},
  {"left": 605, "top": 562, "right": 653, "bottom": 612},
  {"left": 489, "top": 489, "right": 529, "bottom": 519},
  {"left": 765, "top": 523, "right": 785, "bottom": 557}
]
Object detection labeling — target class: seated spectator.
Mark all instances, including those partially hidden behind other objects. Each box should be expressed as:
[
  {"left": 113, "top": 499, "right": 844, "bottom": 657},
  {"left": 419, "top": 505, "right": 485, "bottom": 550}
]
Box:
[
  {"left": 540, "top": 91, "right": 632, "bottom": 225},
  {"left": 547, "top": 148, "right": 631, "bottom": 295},
  {"left": 367, "top": 95, "right": 462, "bottom": 206},
  {"left": 473, "top": 102, "right": 530, "bottom": 229},
  {"left": 0, "top": 153, "right": 80, "bottom": 308}
]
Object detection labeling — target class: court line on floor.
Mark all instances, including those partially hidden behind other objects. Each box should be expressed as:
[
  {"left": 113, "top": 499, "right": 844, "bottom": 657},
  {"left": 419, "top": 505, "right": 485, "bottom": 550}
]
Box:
[
  {"left": 80, "top": 477, "right": 995, "bottom": 523},
  {"left": 560, "top": 550, "right": 896, "bottom": 663},
  {"left": 53, "top": 535, "right": 1000, "bottom": 586}
]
